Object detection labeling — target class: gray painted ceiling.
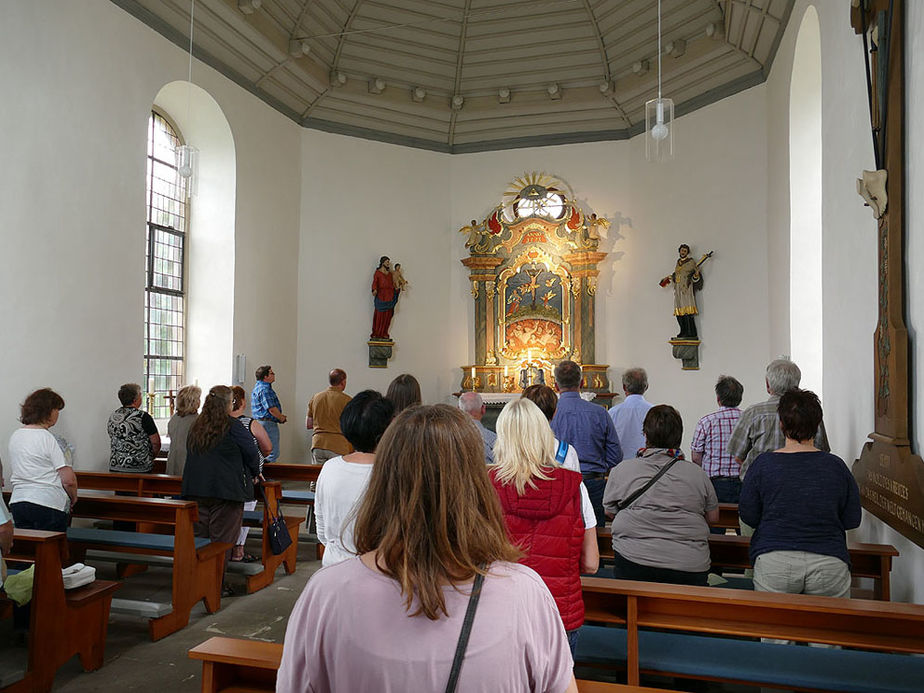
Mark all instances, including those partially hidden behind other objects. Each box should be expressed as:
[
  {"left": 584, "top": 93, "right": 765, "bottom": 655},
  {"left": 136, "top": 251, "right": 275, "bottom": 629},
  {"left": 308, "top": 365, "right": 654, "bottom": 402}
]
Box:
[{"left": 113, "top": 0, "right": 794, "bottom": 153}]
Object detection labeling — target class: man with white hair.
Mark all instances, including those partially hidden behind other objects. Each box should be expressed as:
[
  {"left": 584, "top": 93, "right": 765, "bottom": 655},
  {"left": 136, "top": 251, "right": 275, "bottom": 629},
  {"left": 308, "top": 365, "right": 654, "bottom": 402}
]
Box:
[
  {"left": 727, "top": 359, "right": 830, "bottom": 537},
  {"left": 458, "top": 392, "right": 496, "bottom": 464},
  {"left": 608, "top": 367, "right": 653, "bottom": 459}
]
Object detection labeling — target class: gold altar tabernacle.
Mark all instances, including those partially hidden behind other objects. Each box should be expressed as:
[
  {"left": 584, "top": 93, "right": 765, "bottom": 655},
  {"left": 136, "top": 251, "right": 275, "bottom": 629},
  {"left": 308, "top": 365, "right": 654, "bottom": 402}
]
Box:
[{"left": 460, "top": 173, "right": 610, "bottom": 394}]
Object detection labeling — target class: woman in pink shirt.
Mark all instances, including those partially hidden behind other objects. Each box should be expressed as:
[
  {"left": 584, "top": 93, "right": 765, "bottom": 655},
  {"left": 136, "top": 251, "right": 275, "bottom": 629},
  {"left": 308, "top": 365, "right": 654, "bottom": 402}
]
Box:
[{"left": 278, "top": 405, "right": 578, "bottom": 693}]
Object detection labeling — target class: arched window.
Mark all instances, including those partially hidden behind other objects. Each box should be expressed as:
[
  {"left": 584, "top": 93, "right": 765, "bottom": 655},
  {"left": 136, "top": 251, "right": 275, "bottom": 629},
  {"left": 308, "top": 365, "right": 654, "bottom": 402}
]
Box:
[
  {"left": 144, "top": 111, "right": 188, "bottom": 418},
  {"left": 789, "top": 7, "right": 823, "bottom": 399}
]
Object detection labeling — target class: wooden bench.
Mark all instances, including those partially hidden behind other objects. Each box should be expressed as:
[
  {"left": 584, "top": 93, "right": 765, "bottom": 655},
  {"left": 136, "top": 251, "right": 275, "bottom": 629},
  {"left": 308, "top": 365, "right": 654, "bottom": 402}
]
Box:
[
  {"left": 74, "top": 472, "right": 304, "bottom": 594},
  {"left": 187, "top": 636, "right": 677, "bottom": 693},
  {"left": 261, "top": 463, "right": 322, "bottom": 506},
  {"left": 64, "top": 493, "right": 229, "bottom": 641},
  {"left": 595, "top": 527, "right": 899, "bottom": 600},
  {"left": 577, "top": 577, "right": 924, "bottom": 692},
  {"left": 0, "top": 529, "right": 120, "bottom": 693}
]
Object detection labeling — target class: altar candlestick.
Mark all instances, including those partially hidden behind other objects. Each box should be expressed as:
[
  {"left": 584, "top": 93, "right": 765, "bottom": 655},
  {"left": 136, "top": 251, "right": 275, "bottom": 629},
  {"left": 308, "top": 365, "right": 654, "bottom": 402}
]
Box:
[
  {"left": 471, "top": 367, "right": 476, "bottom": 390},
  {"left": 504, "top": 366, "right": 509, "bottom": 377}
]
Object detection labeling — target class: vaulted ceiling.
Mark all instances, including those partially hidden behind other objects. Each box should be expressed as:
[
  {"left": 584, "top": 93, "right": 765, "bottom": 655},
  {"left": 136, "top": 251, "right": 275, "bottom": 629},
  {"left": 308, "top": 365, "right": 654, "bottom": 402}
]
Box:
[{"left": 113, "top": 0, "right": 795, "bottom": 153}]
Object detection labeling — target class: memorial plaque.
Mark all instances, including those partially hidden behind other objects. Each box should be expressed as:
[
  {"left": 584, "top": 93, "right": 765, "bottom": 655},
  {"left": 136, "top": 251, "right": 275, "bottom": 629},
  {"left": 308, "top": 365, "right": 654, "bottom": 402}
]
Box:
[{"left": 853, "top": 440, "right": 924, "bottom": 550}]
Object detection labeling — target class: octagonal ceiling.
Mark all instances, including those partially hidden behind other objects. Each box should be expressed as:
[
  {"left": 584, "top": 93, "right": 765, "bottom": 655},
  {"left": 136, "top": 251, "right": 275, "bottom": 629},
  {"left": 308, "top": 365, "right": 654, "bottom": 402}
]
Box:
[{"left": 113, "top": 0, "right": 794, "bottom": 153}]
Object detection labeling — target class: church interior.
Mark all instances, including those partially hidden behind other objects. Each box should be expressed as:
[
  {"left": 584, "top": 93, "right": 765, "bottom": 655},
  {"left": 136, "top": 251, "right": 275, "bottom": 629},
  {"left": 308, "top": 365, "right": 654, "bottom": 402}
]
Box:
[{"left": 2, "top": 0, "right": 924, "bottom": 690}]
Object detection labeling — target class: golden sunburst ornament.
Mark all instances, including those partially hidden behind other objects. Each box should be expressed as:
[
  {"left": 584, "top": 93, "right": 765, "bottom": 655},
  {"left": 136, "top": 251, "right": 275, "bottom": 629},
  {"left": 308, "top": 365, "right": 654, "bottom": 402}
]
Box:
[{"left": 500, "top": 172, "right": 573, "bottom": 222}]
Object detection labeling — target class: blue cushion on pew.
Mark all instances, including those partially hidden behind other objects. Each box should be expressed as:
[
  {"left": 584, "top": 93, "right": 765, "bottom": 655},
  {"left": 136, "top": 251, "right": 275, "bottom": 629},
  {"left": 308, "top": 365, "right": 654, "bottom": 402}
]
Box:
[
  {"left": 576, "top": 625, "right": 924, "bottom": 693},
  {"left": 242, "top": 510, "right": 263, "bottom": 522},
  {"left": 67, "top": 527, "right": 210, "bottom": 551},
  {"left": 281, "top": 490, "right": 314, "bottom": 503},
  {"left": 718, "top": 575, "right": 754, "bottom": 590}
]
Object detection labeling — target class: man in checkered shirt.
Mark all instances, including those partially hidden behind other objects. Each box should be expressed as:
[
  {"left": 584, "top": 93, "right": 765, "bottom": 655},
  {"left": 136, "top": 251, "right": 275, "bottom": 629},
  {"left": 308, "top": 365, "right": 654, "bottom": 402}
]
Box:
[{"left": 691, "top": 376, "right": 744, "bottom": 535}]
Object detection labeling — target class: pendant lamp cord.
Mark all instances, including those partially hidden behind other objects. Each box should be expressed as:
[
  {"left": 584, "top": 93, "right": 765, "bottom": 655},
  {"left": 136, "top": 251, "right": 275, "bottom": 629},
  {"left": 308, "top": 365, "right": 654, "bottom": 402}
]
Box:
[
  {"left": 185, "top": 0, "right": 195, "bottom": 126},
  {"left": 657, "top": 0, "right": 662, "bottom": 101}
]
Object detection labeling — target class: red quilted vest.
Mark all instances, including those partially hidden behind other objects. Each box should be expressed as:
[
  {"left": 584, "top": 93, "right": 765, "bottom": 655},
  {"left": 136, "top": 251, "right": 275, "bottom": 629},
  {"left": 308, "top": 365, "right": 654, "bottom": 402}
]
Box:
[{"left": 489, "top": 466, "right": 585, "bottom": 631}]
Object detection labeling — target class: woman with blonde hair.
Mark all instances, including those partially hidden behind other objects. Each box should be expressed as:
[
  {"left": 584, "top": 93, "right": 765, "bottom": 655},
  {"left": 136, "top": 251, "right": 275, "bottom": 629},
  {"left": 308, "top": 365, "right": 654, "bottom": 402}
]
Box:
[
  {"left": 490, "top": 397, "right": 599, "bottom": 655},
  {"left": 182, "top": 385, "right": 260, "bottom": 596},
  {"left": 166, "top": 385, "right": 201, "bottom": 476},
  {"left": 278, "top": 405, "right": 577, "bottom": 692}
]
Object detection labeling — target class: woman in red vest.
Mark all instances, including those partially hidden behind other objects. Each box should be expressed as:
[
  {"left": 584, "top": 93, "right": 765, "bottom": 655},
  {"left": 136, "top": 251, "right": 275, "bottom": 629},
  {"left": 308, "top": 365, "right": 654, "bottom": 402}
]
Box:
[{"left": 490, "top": 397, "right": 600, "bottom": 654}]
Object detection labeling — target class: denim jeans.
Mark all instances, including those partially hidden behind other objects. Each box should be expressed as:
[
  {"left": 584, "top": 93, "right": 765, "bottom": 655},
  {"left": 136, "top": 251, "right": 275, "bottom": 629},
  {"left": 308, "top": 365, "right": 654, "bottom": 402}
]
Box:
[
  {"left": 262, "top": 420, "right": 280, "bottom": 462},
  {"left": 10, "top": 501, "right": 69, "bottom": 532},
  {"left": 566, "top": 628, "right": 580, "bottom": 656},
  {"left": 709, "top": 476, "right": 741, "bottom": 535},
  {"left": 582, "top": 475, "right": 607, "bottom": 527}
]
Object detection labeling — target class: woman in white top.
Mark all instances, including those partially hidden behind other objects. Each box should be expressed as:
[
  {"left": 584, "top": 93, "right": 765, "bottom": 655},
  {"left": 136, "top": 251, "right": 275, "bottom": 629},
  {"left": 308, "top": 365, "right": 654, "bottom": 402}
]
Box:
[
  {"left": 315, "top": 390, "right": 394, "bottom": 567},
  {"left": 8, "top": 388, "right": 76, "bottom": 532}
]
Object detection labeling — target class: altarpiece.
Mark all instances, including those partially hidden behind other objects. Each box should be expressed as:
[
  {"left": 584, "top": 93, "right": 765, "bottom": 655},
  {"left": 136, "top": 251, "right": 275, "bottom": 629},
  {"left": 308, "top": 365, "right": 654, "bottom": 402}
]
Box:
[{"left": 459, "top": 173, "right": 610, "bottom": 395}]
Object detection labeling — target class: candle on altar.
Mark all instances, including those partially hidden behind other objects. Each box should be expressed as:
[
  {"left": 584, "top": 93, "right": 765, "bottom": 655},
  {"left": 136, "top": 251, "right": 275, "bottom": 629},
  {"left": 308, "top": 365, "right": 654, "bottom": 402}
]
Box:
[
  {"left": 504, "top": 365, "right": 509, "bottom": 377},
  {"left": 471, "top": 367, "right": 476, "bottom": 383},
  {"left": 528, "top": 349, "right": 532, "bottom": 364}
]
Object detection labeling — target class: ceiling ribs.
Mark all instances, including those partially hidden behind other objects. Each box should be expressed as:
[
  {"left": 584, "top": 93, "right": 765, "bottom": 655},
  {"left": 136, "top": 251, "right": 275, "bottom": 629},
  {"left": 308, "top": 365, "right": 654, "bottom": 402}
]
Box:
[
  {"left": 291, "top": 0, "right": 315, "bottom": 40},
  {"left": 331, "top": 0, "right": 367, "bottom": 76},
  {"left": 581, "top": 0, "right": 631, "bottom": 128},
  {"left": 447, "top": 0, "right": 472, "bottom": 148}
]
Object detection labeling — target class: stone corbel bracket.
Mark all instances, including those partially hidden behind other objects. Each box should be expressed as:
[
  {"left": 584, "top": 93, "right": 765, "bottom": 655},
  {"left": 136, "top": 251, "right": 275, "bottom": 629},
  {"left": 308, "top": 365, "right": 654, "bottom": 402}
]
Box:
[
  {"left": 669, "top": 338, "right": 700, "bottom": 370},
  {"left": 368, "top": 339, "right": 394, "bottom": 368}
]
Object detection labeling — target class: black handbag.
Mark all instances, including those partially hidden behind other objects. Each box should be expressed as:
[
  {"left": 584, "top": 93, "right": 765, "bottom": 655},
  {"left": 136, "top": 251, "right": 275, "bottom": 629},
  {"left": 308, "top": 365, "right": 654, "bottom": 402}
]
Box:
[
  {"left": 260, "top": 484, "right": 292, "bottom": 555},
  {"left": 268, "top": 514, "right": 292, "bottom": 555}
]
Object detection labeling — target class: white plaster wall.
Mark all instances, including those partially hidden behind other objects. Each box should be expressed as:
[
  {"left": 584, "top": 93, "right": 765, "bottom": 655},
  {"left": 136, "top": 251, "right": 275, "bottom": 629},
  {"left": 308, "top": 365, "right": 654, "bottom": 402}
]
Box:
[
  {"left": 0, "top": 0, "right": 301, "bottom": 471},
  {"left": 449, "top": 88, "right": 772, "bottom": 452},
  {"left": 766, "top": 1, "right": 924, "bottom": 603},
  {"left": 155, "top": 81, "right": 236, "bottom": 398},
  {"left": 295, "top": 130, "right": 452, "bottom": 458}
]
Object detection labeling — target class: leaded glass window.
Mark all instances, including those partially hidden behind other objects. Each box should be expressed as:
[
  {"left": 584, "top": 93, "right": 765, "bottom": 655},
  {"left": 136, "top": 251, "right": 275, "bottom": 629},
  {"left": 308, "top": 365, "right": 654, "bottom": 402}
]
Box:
[{"left": 144, "top": 112, "right": 188, "bottom": 419}]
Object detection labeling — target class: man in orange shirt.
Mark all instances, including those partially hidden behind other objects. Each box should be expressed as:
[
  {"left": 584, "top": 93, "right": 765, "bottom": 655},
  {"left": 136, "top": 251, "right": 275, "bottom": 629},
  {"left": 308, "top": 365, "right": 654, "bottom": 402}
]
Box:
[{"left": 306, "top": 369, "right": 353, "bottom": 465}]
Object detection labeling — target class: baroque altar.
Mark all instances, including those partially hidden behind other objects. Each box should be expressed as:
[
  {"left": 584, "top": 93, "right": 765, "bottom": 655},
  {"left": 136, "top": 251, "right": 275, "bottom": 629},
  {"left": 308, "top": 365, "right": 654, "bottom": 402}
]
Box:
[{"left": 459, "top": 173, "right": 610, "bottom": 394}]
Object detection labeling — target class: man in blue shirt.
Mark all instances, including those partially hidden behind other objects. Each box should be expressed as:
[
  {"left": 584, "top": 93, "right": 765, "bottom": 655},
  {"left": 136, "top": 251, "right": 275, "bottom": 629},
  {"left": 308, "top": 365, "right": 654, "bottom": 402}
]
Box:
[
  {"left": 608, "top": 367, "right": 653, "bottom": 460},
  {"left": 551, "top": 360, "right": 622, "bottom": 525},
  {"left": 252, "top": 365, "right": 286, "bottom": 462}
]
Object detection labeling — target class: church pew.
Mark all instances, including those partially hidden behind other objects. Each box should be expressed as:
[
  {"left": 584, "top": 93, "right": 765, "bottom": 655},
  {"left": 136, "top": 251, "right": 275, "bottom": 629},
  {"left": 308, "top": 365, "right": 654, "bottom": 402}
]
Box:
[
  {"left": 713, "top": 502, "right": 739, "bottom": 530},
  {"left": 595, "top": 527, "right": 898, "bottom": 600},
  {"left": 0, "top": 529, "right": 120, "bottom": 693},
  {"left": 186, "top": 636, "right": 680, "bottom": 693},
  {"left": 577, "top": 577, "right": 924, "bottom": 692},
  {"left": 74, "top": 472, "right": 303, "bottom": 593},
  {"left": 260, "top": 462, "right": 323, "bottom": 505},
  {"left": 63, "top": 493, "right": 229, "bottom": 641}
]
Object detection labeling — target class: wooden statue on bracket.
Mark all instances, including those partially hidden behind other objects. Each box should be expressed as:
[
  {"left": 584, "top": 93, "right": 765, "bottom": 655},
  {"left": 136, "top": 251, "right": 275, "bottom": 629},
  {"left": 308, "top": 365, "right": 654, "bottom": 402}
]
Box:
[
  {"left": 849, "top": 1, "right": 924, "bottom": 551},
  {"left": 368, "top": 255, "right": 407, "bottom": 368},
  {"left": 660, "top": 245, "right": 713, "bottom": 370}
]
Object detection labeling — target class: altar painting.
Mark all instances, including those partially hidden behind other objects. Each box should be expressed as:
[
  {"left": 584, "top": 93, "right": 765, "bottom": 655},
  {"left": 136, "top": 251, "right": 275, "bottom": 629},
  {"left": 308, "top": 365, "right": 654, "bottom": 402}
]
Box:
[{"left": 501, "top": 262, "right": 567, "bottom": 360}]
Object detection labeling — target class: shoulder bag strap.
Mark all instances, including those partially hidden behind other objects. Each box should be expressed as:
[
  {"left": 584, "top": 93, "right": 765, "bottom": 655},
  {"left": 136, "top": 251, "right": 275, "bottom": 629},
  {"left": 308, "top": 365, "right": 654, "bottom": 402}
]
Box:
[
  {"left": 555, "top": 439, "right": 569, "bottom": 464},
  {"left": 616, "top": 454, "right": 682, "bottom": 512},
  {"left": 444, "top": 569, "right": 486, "bottom": 693}
]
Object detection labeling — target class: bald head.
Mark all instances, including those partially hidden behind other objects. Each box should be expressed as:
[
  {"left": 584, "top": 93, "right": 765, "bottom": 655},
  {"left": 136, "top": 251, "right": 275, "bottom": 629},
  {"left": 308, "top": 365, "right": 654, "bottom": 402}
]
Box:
[
  {"left": 329, "top": 368, "right": 347, "bottom": 390},
  {"left": 458, "top": 391, "right": 485, "bottom": 421}
]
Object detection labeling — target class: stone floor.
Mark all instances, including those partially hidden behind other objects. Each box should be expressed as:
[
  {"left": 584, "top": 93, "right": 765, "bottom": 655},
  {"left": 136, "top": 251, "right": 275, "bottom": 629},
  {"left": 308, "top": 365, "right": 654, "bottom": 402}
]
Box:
[
  {"left": 0, "top": 527, "right": 785, "bottom": 692},
  {"left": 0, "top": 529, "right": 321, "bottom": 692}
]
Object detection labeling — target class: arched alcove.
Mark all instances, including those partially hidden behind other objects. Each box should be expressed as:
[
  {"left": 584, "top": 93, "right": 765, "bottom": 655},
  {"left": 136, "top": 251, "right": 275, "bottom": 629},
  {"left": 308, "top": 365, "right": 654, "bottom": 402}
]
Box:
[
  {"left": 153, "top": 81, "right": 236, "bottom": 393},
  {"left": 789, "top": 7, "right": 823, "bottom": 398}
]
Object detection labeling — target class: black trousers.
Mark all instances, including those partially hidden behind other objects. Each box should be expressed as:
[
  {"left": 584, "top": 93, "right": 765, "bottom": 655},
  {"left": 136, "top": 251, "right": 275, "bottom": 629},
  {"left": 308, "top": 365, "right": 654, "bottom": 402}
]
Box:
[{"left": 612, "top": 550, "right": 709, "bottom": 587}]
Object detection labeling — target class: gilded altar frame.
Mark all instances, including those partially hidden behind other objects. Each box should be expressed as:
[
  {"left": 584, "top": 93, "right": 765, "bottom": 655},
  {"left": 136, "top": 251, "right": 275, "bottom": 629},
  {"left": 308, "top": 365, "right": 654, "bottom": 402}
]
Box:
[{"left": 459, "top": 173, "right": 610, "bottom": 394}]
